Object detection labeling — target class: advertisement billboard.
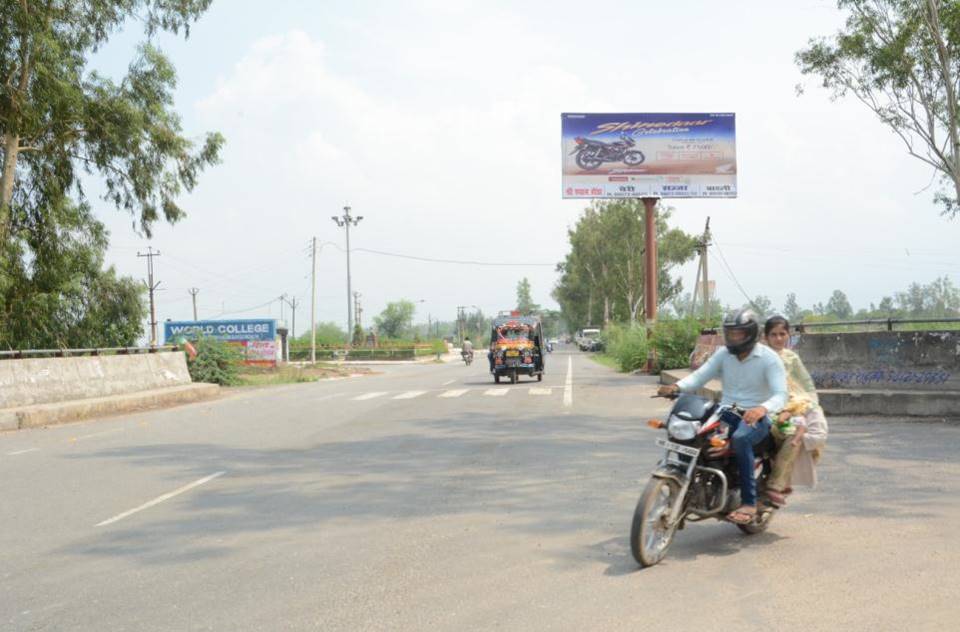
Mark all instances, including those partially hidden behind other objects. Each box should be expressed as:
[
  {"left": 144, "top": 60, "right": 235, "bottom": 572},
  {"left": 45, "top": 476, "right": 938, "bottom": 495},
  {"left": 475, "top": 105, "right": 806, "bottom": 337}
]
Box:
[
  {"left": 561, "top": 113, "right": 737, "bottom": 199},
  {"left": 164, "top": 319, "right": 278, "bottom": 366}
]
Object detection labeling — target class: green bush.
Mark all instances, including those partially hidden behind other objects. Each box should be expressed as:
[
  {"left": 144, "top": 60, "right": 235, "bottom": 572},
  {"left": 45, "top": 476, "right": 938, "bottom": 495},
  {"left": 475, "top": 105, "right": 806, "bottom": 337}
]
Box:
[
  {"left": 602, "top": 317, "right": 702, "bottom": 373},
  {"left": 603, "top": 323, "right": 649, "bottom": 372},
  {"left": 650, "top": 317, "right": 702, "bottom": 371},
  {"left": 187, "top": 337, "right": 242, "bottom": 385}
]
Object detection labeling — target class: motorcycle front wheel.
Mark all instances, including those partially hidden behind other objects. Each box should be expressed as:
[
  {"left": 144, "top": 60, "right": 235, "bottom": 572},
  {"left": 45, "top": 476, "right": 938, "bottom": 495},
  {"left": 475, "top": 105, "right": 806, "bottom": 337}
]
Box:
[
  {"left": 630, "top": 477, "right": 680, "bottom": 567},
  {"left": 623, "top": 150, "right": 645, "bottom": 166},
  {"left": 575, "top": 153, "right": 603, "bottom": 170}
]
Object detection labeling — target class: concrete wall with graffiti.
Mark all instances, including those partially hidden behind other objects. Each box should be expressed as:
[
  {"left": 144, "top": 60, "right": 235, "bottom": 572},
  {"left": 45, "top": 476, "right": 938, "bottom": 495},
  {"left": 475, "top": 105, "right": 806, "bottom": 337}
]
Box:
[
  {"left": 794, "top": 331, "right": 959, "bottom": 392},
  {"left": 689, "top": 330, "right": 959, "bottom": 392}
]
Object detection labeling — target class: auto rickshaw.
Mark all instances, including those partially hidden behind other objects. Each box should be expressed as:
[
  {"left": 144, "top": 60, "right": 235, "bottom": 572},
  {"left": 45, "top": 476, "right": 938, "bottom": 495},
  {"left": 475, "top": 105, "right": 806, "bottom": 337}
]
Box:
[{"left": 488, "top": 313, "right": 545, "bottom": 384}]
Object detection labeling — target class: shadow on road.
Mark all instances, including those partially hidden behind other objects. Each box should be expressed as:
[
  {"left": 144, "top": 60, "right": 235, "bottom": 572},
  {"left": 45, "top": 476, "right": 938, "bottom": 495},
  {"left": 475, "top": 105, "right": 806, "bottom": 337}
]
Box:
[{"left": 58, "top": 404, "right": 960, "bottom": 571}]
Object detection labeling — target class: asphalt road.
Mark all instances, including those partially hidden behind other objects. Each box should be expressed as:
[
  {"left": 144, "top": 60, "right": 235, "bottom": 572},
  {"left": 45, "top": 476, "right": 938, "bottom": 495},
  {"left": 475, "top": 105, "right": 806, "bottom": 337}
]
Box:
[{"left": 2, "top": 347, "right": 958, "bottom": 631}]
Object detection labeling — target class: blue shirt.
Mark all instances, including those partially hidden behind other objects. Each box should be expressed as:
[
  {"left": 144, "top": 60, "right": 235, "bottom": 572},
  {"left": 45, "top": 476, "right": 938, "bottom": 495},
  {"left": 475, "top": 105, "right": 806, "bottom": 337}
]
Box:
[{"left": 676, "top": 343, "right": 788, "bottom": 412}]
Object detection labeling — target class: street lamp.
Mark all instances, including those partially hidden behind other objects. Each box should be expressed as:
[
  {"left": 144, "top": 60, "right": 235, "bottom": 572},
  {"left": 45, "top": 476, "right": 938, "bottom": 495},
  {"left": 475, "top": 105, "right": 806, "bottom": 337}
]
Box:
[{"left": 331, "top": 206, "right": 363, "bottom": 340}]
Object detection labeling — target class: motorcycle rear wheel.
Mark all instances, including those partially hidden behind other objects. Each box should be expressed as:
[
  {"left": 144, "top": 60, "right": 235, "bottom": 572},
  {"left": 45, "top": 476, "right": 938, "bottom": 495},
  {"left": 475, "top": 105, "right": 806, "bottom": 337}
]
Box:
[
  {"left": 623, "top": 150, "right": 645, "bottom": 166},
  {"left": 631, "top": 477, "right": 680, "bottom": 567},
  {"left": 575, "top": 153, "right": 603, "bottom": 170}
]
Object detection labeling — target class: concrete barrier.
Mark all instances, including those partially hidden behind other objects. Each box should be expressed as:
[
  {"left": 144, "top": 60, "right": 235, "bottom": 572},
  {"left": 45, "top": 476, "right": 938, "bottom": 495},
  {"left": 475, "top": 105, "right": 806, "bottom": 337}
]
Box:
[
  {"left": 0, "top": 351, "right": 218, "bottom": 430},
  {"left": 794, "top": 330, "right": 960, "bottom": 392}
]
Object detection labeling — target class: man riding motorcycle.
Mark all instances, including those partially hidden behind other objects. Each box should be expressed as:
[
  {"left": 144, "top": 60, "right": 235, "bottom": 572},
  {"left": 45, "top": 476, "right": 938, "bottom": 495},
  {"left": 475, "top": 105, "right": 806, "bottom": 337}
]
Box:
[
  {"left": 657, "top": 309, "right": 787, "bottom": 524},
  {"left": 462, "top": 337, "right": 474, "bottom": 363}
]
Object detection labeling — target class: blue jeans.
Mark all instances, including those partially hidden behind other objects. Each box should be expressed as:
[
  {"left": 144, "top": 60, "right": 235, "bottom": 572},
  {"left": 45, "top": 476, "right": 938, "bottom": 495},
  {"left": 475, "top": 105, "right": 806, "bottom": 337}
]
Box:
[{"left": 720, "top": 409, "right": 772, "bottom": 506}]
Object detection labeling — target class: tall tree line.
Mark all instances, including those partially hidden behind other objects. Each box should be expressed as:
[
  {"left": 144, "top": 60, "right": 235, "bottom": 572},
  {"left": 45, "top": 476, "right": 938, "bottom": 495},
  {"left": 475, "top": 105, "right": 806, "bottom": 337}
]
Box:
[
  {"left": 552, "top": 200, "right": 697, "bottom": 332},
  {"left": 0, "top": 1, "right": 222, "bottom": 349}
]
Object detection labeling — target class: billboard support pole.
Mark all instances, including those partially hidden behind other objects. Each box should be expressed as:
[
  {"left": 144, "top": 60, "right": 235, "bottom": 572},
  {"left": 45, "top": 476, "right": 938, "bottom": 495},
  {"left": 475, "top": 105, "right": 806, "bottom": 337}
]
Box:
[{"left": 642, "top": 197, "right": 658, "bottom": 372}]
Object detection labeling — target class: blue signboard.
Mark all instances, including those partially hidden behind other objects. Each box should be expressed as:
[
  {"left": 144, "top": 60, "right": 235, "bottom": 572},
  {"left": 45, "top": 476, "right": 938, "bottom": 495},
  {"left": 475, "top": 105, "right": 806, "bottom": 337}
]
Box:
[
  {"left": 163, "top": 319, "right": 277, "bottom": 343},
  {"left": 561, "top": 112, "right": 737, "bottom": 198}
]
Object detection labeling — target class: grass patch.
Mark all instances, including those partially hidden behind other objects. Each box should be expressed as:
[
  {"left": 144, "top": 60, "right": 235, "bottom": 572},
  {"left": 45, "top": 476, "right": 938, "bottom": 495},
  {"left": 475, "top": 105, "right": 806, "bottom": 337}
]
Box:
[
  {"left": 590, "top": 353, "right": 622, "bottom": 371},
  {"left": 235, "top": 363, "right": 369, "bottom": 387}
]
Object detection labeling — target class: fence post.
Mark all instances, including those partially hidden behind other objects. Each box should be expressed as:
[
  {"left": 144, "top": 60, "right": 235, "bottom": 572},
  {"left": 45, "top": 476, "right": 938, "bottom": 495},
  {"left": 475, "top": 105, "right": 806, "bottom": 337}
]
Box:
[{"left": 887, "top": 318, "right": 893, "bottom": 332}]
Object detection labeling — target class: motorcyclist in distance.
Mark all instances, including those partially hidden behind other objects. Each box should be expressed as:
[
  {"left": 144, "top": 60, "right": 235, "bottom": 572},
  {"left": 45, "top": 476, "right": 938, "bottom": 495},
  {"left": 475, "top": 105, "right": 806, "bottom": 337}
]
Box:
[
  {"left": 462, "top": 337, "right": 474, "bottom": 361},
  {"left": 657, "top": 309, "right": 787, "bottom": 524}
]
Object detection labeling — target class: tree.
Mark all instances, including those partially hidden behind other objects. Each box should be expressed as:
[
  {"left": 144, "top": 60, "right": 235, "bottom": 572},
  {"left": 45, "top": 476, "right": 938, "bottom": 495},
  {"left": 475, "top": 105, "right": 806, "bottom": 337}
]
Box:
[
  {"left": 0, "top": 1, "right": 223, "bottom": 245},
  {"left": 553, "top": 199, "right": 697, "bottom": 330},
  {"left": 375, "top": 300, "right": 415, "bottom": 339},
  {"left": 516, "top": 278, "right": 540, "bottom": 314},
  {"left": 0, "top": 198, "right": 146, "bottom": 349},
  {"left": 797, "top": 1, "right": 960, "bottom": 216},
  {"left": 750, "top": 295, "right": 773, "bottom": 319},
  {"left": 826, "top": 289, "right": 854, "bottom": 319},
  {"left": 295, "top": 321, "right": 346, "bottom": 346},
  {"left": 783, "top": 292, "right": 803, "bottom": 321},
  {"left": 1, "top": 1, "right": 222, "bottom": 348}
]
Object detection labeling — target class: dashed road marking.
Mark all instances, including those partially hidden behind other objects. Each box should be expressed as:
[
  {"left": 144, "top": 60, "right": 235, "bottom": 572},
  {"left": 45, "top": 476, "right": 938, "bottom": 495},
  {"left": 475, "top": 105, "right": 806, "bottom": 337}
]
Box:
[
  {"left": 441, "top": 379, "right": 456, "bottom": 386},
  {"left": 439, "top": 389, "right": 469, "bottom": 398},
  {"left": 73, "top": 428, "right": 124, "bottom": 442},
  {"left": 96, "top": 471, "right": 226, "bottom": 527},
  {"left": 564, "top": 356, "right": 573, "bottom": 408},
  {"left": 484, "top": 389, "right": 510, "bottom": 397},
  {"left": 529, "top": 387, "right": 553, "bottom": 396},
  {"left": 6, "top": 448, "right": 39, "bottom": 456},
  {"left": 353, "top": 392, "right": 388, "bottom": 401},
  {"left": 393, "top": 391, "right": 427, "bottom": 400}
]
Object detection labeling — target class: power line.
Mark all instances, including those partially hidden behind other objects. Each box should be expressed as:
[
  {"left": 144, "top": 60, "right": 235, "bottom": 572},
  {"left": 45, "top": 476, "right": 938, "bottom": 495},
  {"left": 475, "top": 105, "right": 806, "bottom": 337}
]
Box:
[
  {"left": 709, "top": 246, "right": 759, "bottom": 311},
  {"left": 352, "top": 247, "right": 555, "bottom": 267}
]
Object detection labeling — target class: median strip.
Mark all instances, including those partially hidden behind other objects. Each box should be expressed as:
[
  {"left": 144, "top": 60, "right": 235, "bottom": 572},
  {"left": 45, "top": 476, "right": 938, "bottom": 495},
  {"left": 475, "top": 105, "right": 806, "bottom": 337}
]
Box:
[{"left": 95, "top": 471, "right": 226, "bottom": 527}]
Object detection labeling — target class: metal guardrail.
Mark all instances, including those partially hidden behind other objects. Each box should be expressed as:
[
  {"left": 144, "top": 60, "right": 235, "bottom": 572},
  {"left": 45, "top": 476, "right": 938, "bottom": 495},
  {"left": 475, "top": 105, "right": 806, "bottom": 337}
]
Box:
[
  {"left": 699, "top": 316, "right": 960, "bottom": 336},
  {"left": 0, "top": 345, "right": 182, "bottom": 360}
]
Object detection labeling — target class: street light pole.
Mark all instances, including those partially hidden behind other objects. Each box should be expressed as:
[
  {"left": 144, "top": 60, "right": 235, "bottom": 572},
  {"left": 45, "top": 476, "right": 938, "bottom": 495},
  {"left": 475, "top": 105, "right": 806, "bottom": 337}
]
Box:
[{"left": 332, "top": 206, "right": 363, "bottom": 342}]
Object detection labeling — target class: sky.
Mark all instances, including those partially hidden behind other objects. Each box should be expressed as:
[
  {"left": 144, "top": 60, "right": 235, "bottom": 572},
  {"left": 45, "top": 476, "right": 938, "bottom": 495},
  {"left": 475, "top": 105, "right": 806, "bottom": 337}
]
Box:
[{"left": 87, "top": 0, "right": 960, "bottom": 339}]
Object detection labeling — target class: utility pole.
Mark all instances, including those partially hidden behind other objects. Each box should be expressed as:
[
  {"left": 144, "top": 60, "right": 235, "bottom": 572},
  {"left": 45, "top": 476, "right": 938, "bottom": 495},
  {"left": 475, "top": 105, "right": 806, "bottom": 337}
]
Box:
[
  {"left": 456, "top": 306, "right": 466, "bottom": 346},
  {"left": 279, "top": 293, "right": 287, "bottom": 324},
  {"left": 138, "top": 247, "right": 161, "bottom": 347},
  {"left": 701, "top": 217, "right": 711, "bottom": 320},
  {"left": 310, "top": 237, "right": 317, "bottom": 363},
  {"left": 281, "top": 295, "right": 299, "bottom": 339},
  {"left": 353, "top": 292, "right": 362, "bottom": 330},
  {"left": 331, "top": 205, "right": 363, "bottom": 341},
  {"left": 188, "top": 287, "right": 200, "bottom": 321}
]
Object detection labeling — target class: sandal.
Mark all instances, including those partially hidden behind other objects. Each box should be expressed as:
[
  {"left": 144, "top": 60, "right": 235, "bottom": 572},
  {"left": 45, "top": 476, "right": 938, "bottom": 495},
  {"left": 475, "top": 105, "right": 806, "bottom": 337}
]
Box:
[
  {"left": 727, "top": 507, "right": 756, "bottom": 525},
  {"left": 766, "top": 490, "right": 787, "bottom": 507}
]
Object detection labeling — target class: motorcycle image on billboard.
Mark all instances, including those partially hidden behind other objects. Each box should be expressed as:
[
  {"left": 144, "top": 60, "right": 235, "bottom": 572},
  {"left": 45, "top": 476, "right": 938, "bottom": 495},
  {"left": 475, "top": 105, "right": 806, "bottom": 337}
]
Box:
[{"left": 561, "top": 112, "right": 737, "bottom": 199}]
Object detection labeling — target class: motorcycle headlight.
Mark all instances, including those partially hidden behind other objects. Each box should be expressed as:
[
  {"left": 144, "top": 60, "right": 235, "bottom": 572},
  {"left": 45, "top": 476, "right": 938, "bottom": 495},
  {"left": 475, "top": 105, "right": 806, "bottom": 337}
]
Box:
[{"left": 667, "top": 417, "right": 699, "bottom": 441}]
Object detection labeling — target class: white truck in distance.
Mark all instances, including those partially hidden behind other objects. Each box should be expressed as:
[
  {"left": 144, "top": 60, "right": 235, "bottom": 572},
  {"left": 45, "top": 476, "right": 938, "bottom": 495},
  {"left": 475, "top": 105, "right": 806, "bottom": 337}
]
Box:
[{"left": 577, "top": 328, "right": 602, "bottom": 351}]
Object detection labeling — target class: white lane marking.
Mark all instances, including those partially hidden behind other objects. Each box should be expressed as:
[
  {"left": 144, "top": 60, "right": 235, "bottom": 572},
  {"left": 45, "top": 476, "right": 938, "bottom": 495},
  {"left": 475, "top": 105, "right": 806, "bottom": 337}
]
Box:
[
  {"left": 96, "top": 471, "right": 226, "bottom": 527},
  {"left": 563, "top": 356, "right": 573, "bottom": 408},
  {"left": 439, "top": 389, "right": 469, "bottom": 398},
  {"left": 441, "top": 379, "right": 456, "bottom": 386},
  {"left": 393, "top": 391, "right": 427, "bottom": 400},
  {"left": 484, "top": 389, "right": 510, "bottom": 397},
  {"left": 529, "top": 387, "right": 553, "bottom": 396},
  {"left": 6, "top": 448, "right": 40, "bottom": 456},
  {"left": 353, "top": 392, "right": 388, "bottom": 401},
  {"left": 73, "top": 428, "right": 124, "bottom": 442}
]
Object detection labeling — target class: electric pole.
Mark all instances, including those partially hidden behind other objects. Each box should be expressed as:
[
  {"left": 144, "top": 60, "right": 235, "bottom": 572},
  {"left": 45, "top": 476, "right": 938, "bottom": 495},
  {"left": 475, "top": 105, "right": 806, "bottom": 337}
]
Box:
[
  {"left": 331, "top": 205, "right": 363, "bottom": 341},
  {"left": 310, "top": 237, "right": 317, "bottom": 363},
  {"left": 353, "top": 292, "right": 363, "bottom": 334},
  {"left": 188, "top": 287, "right": 200, "bottom": 321},
  {"left": 701, "top": 217, "right": 711, "bottom": 320},
  {"left": 456, "top": 306, "right": 466, "bottom": 346},
  {"left": 138, "top": 247, "right": 161, "bottom": 347},
  {"left": 280, "top": 295, "right": 299, "bottom": 339}
]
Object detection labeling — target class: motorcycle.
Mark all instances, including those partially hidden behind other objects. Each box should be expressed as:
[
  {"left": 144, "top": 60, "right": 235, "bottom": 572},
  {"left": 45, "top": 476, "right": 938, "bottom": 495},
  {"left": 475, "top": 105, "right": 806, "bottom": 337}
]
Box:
[
  {"left": 461, "top": 350, "right": 474, "bottom": 366},
  {"left": 570, "top": 133, "right": 645, "bottom": 171},
  {"left": 630, "top": 393, "right": 778, "bottom": 568}
]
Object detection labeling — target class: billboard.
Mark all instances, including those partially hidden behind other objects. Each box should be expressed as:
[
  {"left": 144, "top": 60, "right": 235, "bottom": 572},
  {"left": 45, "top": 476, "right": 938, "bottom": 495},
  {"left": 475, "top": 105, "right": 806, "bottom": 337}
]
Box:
[
  {"left": 561, "top": 113, "right": 737, "bottom": 199},
  {"left": 164, "top": 319, "right": 278, "bottom": 366}
]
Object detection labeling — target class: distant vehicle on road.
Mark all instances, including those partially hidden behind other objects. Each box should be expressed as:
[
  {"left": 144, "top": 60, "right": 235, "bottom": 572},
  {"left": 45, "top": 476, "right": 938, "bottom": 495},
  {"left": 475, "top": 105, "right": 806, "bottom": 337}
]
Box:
[{"left": 577, "top": 328, "right": 602, "bottom": 352}]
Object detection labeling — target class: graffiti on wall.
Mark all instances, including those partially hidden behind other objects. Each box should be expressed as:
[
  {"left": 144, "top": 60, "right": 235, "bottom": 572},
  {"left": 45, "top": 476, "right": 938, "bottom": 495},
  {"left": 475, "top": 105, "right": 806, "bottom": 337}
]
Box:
[{"left": 812, "top": 368, "right": 952, "bottom": 388}]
